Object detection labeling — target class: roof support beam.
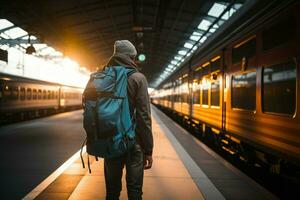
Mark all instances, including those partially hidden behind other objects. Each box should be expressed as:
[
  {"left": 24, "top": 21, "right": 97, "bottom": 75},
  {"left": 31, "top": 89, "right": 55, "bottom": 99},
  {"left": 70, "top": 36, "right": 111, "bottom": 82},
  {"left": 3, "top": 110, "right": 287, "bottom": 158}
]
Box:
[
  {"left": 0, "top": 38, "right": 40, "bottom": 45},
  {"left": 0, "top": 25, "right": 15, "bottom": 33}
]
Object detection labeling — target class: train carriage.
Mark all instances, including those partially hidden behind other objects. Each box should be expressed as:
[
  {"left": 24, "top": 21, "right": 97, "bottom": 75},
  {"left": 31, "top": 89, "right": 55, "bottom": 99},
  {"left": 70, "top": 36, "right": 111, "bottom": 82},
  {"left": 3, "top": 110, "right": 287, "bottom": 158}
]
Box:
[
  {"left": 0, "top": 73, "right": 83, "bottom": 123},
  {"left": 151, "top": 0, "right": 300, "bottom": 175}
]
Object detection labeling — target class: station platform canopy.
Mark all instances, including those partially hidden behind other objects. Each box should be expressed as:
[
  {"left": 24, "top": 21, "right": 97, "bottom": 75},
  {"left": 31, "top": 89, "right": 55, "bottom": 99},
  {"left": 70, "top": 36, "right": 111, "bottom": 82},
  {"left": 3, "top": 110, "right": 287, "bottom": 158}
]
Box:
[{"left": 0, "top": 0, "right": 248, "bottom": 87}]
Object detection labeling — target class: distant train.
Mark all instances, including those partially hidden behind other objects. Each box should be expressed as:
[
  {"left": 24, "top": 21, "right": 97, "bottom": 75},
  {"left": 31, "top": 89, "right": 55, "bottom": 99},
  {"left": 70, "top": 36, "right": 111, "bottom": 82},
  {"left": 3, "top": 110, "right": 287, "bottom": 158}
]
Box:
[
  {"left": 0, "top": 72, "right": 83, "bottom": 123},
  {"left": 151, "top": 1, "right": 300, "bottom": 176}
]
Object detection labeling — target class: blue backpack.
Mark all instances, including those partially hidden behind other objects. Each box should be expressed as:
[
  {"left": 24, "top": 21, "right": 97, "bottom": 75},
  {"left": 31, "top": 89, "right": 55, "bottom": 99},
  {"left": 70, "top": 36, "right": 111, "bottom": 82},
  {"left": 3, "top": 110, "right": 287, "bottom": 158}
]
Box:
[{"left": 81, "top": 66, "right": 136, "bottom": 172}]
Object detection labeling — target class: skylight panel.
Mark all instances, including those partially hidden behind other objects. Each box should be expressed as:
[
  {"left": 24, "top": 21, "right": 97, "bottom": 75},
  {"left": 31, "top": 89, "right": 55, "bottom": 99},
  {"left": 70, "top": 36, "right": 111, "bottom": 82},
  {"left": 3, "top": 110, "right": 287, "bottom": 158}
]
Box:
[
  {"left": 197, "top": 19, "right": 211, "bottom": 31},
  {"left": 160, "top": 74, "right": 167, "bottom": 78},
  {"left": 0, "top": 44, "right": 9, "bottom": 50},
  {"left": 0, "top": 33, "right": 10, "bottom": 39},
  {"left": 221, "top": 8, "right": 238, "bottom": 20},
  {"left": 183, "top": 42, "right": 193, "bottom": 49},
  {"left": 190, "top": 35, "right": 201, "bottom": 41},
  {"left": 209, "top": 28, "right": 216, "bottom": 33},
  {"left": 40, "top": 47, "right": 55, "bottom": 55},
  {"left": 191, "top": 46, "right": 198, "bottom": 53},
  {"left": 178, "top": 50, "right": 187, "bottom": 56},
  {"left": 20, "top": 44, "right": 30, "bottom": 48},
  {"left": 221, "top": 11, "right": 230, "bottom": 20},
  {"left": 165, "top": 68, "right": 172, "bottom": 72},
  {"left": 3, "top": 27, "right": 27, "bottom": 39},
  {"left": 174, "top": 55, "right": 182, "bottom": 60},
  {"left": 233, "top": 3, "right": 243, "bottom": 10},
  {"left": 167, "top": 64, "right": 175, "bottom": 69},
  {"left": 0, "top": 19, "right": 14, "bottom": 30},
  {"left": 229, "top": 8, "right": 237, "bottom": 15},
  {"left": 193, "top": 31, "right": 201, "bottom": 35},
  {"left": 208, "top": 3, "right": 227, "bottom": 18},
  {"left": 23, "top": 35, "right": 37, "bottom": 40},
  {"left": 200, "top": 36, "right": 207, "bottom": 43},
  {"left": 153, "top": 2, "right": 244, "bottom": 88},
  {"left": 34, "top": 44, "right": 48, "bottom": 50},
  {"left": 171, "top": 60, "right": 178, "bottom": 65}
]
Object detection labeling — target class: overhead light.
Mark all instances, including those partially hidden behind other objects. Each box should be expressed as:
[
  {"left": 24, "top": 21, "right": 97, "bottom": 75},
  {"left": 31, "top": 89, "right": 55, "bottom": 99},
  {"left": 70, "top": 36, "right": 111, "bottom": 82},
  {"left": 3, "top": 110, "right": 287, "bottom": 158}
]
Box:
[
  {"left": 25, "top": 35, "right": 36, "bottom": 54},
  {"left": 26, "top": 45, "right": 36, "bottom": 54},
  {"left": 138, "top": 53, "right": 146, "bottom": 62}
]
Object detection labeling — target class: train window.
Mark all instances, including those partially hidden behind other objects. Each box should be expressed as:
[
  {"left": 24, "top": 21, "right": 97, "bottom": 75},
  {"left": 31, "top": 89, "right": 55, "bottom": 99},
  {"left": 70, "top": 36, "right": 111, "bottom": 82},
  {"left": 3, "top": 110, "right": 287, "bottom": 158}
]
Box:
[
  {"left": 32, "top": 89, "right": 37, "bottom": 100},
  {"left": 232, "top": 36, "right": 256, "bottom": 64},
  {"left": 38, "top": 89, "right": 42, "bottom": 99},
  {"left": 232, "top": 71, "right": 256, "bottom": 110},
  {"left": 174, "top": 94, "right": 178, "bottom": 102},
  {"left": 47, "top": 90, "right": 51, "bottom": 99},
  {"left": 27, "top": 88, "right": 32, "bottom": 100},
  {"left": 182, "top": 94, "right": 188, "bottom": 103},
  {"left": 55, "top": 91, "right": 58, "bottom": 99},
  {"left": 20, "top": 87, "right": 25, "bottom": 100},
  {"left": 43, "top": 90, "right": 47, "bottom": 99},
  {"left": 177, "top": 94, "right": 181, "bottom": 102},
  {"left": 173, "top": 94, "right": 177, "bottom": 102},
  {"left": 12, "top": 86, "right": 19, "bottom": 100},
  {"left": 211, "top": 56, "right": 221, "bottom": 72},
  {"left": 193, "top": 89, "right": 200, "bottom": 104},
  {"left": 211, "top": 81, "right": 220, "bottom": 106},
  {"left": 262, "top": 61, "right": 296, "bottom": 115},
  {"left": 51, "top": 91, "right": 55, "bottom": 99},
  {"left": 202, "top": 89, "right": 209, "bottom": 105},
  {"left": 202, "top": 86, "right": 209, "bottom": 105},
  {"left": 262, "top": 16, "right": 296, "bottom": 51},
  {"left": 3, "top": 85, "right": 11, "bottom": 97},
  {"left": 202, "top": 78, "right": 209, "bottom": 106}
]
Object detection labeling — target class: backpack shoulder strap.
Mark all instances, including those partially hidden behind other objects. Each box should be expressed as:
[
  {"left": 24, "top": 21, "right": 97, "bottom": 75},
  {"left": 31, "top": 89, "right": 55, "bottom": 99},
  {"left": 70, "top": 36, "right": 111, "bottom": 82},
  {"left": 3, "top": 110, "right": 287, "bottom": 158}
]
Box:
[{"left": 127, "top": 68, "right": 138, "bottom": 78}]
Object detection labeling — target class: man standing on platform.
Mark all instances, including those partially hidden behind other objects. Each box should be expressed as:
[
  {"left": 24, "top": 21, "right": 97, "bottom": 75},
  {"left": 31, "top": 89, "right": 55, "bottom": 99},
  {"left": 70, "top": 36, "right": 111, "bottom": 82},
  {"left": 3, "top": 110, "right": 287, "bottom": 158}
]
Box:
[{"left": 104, "top": 40, "right": 153, "bottom": 200}]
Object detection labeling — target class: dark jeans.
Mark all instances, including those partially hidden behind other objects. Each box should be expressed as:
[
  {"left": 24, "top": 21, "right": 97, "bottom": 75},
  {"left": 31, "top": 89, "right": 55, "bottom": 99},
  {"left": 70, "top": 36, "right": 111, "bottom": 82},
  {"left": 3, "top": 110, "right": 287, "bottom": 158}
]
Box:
[{"left": 104, "top": 143, "right": 144, "bottom": 200}]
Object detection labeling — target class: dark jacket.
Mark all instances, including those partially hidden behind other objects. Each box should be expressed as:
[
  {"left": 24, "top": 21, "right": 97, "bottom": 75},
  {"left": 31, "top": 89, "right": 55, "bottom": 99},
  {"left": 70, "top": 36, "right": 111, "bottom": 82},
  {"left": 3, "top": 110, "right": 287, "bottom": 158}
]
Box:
[{"left": 106, "top": 54, "right": 153, "bottom": 156}]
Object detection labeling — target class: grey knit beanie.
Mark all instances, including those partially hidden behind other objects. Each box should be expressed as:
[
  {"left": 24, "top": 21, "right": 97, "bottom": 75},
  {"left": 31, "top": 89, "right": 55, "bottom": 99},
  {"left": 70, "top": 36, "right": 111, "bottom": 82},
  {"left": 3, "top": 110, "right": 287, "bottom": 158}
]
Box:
[{"left": 113, "top": 40, "right": 137, "bottom": 58}]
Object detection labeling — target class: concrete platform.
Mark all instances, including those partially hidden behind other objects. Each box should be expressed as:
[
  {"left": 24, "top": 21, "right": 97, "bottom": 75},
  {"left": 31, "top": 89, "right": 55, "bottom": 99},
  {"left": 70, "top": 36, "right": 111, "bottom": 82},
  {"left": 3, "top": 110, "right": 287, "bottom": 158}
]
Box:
[
  {"left": 25, "top": 108, "right": 205, "bottom": 200},
  {"left": 22, "top": 106, "right": 277, "bottom": 200}
]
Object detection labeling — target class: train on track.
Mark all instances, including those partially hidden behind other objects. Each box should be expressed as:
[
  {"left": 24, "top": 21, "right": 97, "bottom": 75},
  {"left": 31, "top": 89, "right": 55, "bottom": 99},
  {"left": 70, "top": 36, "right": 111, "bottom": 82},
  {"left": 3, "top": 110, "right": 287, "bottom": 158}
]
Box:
[
  {"left": 0, "top": 72, "right": 83, "bottom": 124},
  {"left": 151, "top": 0, "right": 300, "bottom": 178}
]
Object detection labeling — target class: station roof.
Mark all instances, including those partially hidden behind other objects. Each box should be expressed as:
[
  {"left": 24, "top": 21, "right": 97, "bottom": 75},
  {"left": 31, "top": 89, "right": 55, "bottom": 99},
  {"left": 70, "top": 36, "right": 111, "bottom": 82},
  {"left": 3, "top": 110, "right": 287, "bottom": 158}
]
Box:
[{"left": 0, "top": 0, "right": 246, "bottom": 87}]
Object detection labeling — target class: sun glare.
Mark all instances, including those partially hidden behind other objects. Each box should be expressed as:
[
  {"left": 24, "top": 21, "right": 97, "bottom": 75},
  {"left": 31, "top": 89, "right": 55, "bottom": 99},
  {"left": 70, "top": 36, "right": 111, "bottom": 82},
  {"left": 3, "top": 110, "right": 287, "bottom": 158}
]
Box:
[{"left": 0, "top": 19, "right": 90, "bottom": 88}]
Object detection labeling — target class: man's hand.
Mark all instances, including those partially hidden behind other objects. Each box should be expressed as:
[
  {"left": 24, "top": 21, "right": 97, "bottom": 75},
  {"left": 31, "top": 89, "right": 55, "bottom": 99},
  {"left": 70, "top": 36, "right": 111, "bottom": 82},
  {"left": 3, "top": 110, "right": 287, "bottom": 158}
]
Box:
[{"left": 144, "top": 155, "right": 153, "bottom": 170}]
